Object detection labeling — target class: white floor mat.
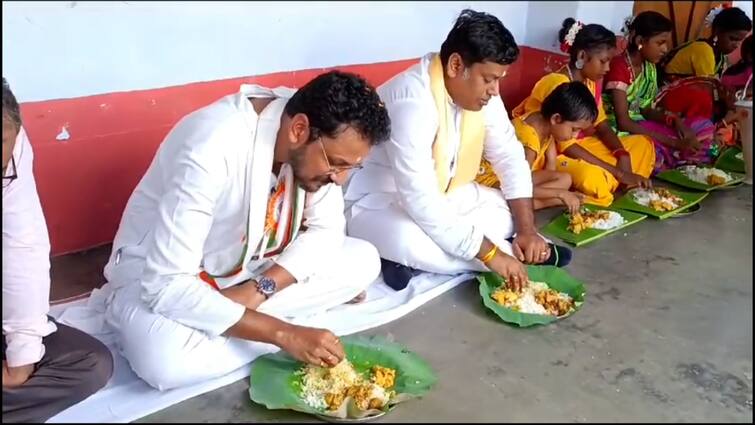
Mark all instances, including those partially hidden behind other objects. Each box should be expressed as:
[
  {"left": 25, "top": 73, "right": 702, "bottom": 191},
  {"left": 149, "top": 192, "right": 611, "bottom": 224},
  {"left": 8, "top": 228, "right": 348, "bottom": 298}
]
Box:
[{"left": 46, "top": 272, "right": 472, "bottom": 423}]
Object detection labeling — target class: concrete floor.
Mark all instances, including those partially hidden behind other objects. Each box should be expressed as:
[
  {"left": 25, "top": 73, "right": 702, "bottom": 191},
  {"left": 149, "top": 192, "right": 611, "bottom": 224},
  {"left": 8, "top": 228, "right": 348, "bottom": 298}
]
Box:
[{"left": 54, "top": 186, "right": 753, "bottom": 422}]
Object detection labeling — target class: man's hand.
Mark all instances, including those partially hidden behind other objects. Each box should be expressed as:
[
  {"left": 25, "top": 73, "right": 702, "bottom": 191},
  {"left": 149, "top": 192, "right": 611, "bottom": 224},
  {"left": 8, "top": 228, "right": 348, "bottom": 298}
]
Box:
[
  {"left": 220, "top": 281, "right": 266, "bottom": 311},
  {"left": 2, "top": 361, "right": 34, "bottom": 388},
  {"left": 558, "top": 191, "right": 584, "bottom": 215},
  {"left": 512, "top": 231, "right": 549, "bottom": 264},
  {"left": 486, "top": 253, "right": 528, "bottom": 292},
  {"left": 274, "top": 324, "right": 345, "bottom": 367}
]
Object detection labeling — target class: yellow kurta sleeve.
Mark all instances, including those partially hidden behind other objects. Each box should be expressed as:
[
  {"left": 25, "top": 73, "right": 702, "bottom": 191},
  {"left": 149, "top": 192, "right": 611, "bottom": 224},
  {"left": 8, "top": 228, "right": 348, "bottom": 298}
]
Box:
[
  {"left": 512, "top": 118, "right": 548, "bottom": 171},
  {"left": 664, "top": 41, "right": 717, "bottom": 77},
  {"left": 691, "top": 42, "right": 717, "bottom": 77}
]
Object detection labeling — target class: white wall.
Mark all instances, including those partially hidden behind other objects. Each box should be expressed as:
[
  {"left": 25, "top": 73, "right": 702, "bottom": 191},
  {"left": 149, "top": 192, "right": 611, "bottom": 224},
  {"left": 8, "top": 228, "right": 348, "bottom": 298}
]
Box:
[
  {"left": 524, "top": 1, "right": 579, "bottom": 54},
  {"left": 733, "top": 1, "right": 753, "bottom": 20},
  {"left": 523, "top": 1, "right": 634, "bottom": 54},
  {"left": 576, "top": 1, "right": 635, "bottom": 35},
  {"left": 3, "top": 1, "right": 638, "bottom": 103},
  {"left": 2, "top": 0, "right": 528, "bottom": 102}
]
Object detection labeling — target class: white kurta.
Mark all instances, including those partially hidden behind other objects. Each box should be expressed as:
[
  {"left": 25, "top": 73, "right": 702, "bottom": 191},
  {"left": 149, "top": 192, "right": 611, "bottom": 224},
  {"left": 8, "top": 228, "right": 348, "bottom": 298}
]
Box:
[
  {"left": 103, "top": 84, "right": 379, "bottom": 390},
  {"left": 344, "top": 53, "right": 533, "bottom": 272},
  {"left": 2, "top": 128, "right": 57, "bottom": 368}
]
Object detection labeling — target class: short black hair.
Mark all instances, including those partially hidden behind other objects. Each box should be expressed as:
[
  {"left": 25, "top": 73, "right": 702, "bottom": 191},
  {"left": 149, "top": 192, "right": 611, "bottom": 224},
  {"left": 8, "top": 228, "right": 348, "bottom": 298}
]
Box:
[
  {"left": 559, "top": 18, "right": 617, "bottom": 62},
  {"left": 712, "top": 7, "right": 752, "bottom": 34},
  {"left": 284, "top": 71, "right": 390, "bottom": 146},
  {"left": 541, "top": 81, "right": 598, "bottom": 122},
  {"left": 626, "top": 11, "right": 673, "bottom": 52},
  {"left": 2, "top": 77, "right": 22, "bottom": 129},
  {"left": 440, "top": 9, "right": 519, "bottom": 67}
]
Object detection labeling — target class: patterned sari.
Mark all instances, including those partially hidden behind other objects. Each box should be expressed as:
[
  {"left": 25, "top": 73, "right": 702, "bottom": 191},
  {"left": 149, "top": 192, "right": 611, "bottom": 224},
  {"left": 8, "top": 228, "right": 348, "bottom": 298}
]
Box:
[
  {"left": 656, "top": 75, "right": 737, "bottom": 148},
  {"left": 604, "top": 58, "right": 717, "bottom": 173}
]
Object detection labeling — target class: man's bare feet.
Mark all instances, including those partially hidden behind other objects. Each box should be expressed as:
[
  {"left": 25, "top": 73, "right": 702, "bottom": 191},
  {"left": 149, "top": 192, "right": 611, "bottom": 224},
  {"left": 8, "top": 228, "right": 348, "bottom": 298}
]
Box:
[{"left": 346, "top": 291, "right": 367, "bottom": 304}]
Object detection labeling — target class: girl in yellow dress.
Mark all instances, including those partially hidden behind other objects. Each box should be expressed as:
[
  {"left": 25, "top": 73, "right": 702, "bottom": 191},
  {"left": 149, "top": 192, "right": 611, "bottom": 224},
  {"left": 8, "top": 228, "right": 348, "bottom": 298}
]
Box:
[
  {"left": 479, "top": 19, "right": 656, "bottom": 207},
  {"left": 505, "top": 81, "right": 597, "bottom": 213}
]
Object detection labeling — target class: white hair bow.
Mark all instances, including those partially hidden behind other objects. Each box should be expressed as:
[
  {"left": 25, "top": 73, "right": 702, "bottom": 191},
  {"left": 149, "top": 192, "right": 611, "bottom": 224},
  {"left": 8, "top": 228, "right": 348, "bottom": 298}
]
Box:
[
  {"left": 621, "top": 15, "right": 635, "bottom": 37},
  {"left": 704, "top": 5, "right": 725, "bottom": 27},
  {"left": 560, "top": 21, "right": 584, "bottom": 52}
]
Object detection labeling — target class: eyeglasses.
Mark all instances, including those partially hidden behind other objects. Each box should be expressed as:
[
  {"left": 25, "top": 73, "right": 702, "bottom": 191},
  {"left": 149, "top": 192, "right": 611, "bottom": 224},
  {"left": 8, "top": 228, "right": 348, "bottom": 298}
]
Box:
[
  {"left": 2, "top": 156, "right": 17, "bottom": 188},
  {"left": 317, "top": 138, "right": 363, "bottom": 174}
]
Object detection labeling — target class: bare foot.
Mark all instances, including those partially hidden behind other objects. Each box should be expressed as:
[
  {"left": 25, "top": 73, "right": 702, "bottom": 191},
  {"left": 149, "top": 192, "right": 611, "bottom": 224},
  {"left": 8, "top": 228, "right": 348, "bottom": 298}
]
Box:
[{"left": 345, "top": 291, "right": 367, "bottom": 304}]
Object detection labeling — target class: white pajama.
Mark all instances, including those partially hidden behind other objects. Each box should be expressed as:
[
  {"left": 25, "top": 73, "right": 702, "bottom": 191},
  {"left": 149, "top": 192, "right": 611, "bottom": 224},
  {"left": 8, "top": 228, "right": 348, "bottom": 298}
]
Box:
[
  {"left": 347, "top": 183, "right": 514, "bottom": 275},
  {"left": 104, "top": 237, "right": 378, "bottom": 391}
]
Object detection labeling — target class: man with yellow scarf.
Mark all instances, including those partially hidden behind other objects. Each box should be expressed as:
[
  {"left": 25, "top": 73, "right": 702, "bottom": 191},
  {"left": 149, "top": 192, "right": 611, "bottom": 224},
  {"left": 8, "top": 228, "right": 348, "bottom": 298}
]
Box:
[{"left": 345, "top": 9, "right": 571, "bottom": 292}]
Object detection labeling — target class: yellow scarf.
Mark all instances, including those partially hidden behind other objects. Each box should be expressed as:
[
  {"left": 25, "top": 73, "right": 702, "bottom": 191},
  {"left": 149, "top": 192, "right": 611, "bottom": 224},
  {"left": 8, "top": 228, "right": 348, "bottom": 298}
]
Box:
[{"left": 429, "top": 54, "right": 486, "bottom": 193}]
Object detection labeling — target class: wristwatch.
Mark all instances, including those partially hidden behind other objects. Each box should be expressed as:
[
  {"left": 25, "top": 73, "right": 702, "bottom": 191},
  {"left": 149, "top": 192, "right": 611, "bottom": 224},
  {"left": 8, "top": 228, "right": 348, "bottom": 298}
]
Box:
[{"left": 254, "top": 276, "right": 277, "bottom": 299}]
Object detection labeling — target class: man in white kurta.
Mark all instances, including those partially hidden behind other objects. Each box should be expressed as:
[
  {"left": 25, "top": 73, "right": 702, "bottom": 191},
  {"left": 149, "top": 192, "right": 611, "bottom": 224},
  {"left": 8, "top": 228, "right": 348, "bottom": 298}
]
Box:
[
  {"left": 345, "top": 10, "right": 569, "bottom": 291},
  {"left": 102, "top": 71, "right": 391, "bottom": 390}
]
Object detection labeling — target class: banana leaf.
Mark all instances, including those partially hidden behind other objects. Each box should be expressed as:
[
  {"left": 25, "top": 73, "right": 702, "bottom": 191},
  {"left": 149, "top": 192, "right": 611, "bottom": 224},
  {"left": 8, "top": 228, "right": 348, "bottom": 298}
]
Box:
[
  {"left": 541, "top": 205, "right": 647, "bottom": 247},
  {"left": 715, "top": 147, "right": 745, "bottom": 173},
  {"left": 248, "top": 335, "right": 436, "bottom": 420},
  {"left": 656, "top": 166, "right": 745, "bottom": 191},
  {"left": 610, "top": 187, "right": 709, "bottom": 219},
  {"left": 478, "top": 265, "right": 586, "bottom": 327}
]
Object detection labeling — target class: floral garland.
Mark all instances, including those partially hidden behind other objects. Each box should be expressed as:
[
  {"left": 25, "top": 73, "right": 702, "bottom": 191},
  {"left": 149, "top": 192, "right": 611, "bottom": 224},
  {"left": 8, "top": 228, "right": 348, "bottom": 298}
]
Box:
[
  {"left": 621, "top": 15, "right": 635, "bottom": 37},
  {"left": 704, "top": 3, "right": 732, "bottom": 27},
  {"left": 560, "top": 20, "right": 584, "bottom": 53}
]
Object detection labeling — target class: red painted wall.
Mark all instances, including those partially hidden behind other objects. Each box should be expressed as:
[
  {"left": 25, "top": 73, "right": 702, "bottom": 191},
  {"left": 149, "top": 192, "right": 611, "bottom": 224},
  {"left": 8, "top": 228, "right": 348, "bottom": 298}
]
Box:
[{"left": 21, "top": 46, "right": 565, "bottom": 256}]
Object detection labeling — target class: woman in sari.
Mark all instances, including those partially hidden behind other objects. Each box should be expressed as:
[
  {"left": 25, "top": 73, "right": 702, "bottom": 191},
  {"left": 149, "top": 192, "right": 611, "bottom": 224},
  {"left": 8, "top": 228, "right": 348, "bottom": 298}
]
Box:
[
  {"left": 663, "top": 5, "right": 751, "bottom": 82},
  {"left": 603, "top": 11, "right": 717, "bottom": 173},
  {"left": 657, "top": 6, "right": 751, "bottom": 146},
  {"left": 478, "top": 19, "right": 655, "bottom": 207}
]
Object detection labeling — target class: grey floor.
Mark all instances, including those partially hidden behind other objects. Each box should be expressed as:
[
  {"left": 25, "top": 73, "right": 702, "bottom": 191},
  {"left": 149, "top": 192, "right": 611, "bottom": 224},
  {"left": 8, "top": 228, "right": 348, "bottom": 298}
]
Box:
[{"left": 55, "top": 187, "right": 754, "bottom": 423}]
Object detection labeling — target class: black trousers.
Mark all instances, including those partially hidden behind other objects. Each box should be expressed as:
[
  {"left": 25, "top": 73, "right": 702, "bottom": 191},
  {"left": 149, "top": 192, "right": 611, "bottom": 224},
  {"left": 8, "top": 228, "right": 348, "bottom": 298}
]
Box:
[{"left": 2, "top": 320, "right": 114, "bottom": 423}]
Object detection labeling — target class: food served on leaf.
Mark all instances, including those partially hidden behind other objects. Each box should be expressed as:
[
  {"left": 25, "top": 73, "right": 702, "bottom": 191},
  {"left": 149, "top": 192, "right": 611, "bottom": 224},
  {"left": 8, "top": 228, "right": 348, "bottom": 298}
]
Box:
[
  {"left": 299, "top": 359, "right": 397, "bottom": 413},
  {"left": 567, "top": 208, "right": 625, "bottom": 234},
  {"left": 679, "top": 165, "right": 733, "bottom": 186},
  {"left": 631, "top": 188, "right": 685, "bottom": 212},
  {"left": 491, "top": 280, "right": 575, "bottom": 316},
  {"left": 735, "top": 152, "right": 744, "bottom": 161}
]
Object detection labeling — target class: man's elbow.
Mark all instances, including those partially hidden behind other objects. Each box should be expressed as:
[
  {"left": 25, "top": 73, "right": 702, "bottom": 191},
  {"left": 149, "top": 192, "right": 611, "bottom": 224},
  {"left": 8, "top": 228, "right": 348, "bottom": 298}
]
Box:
[{"left": 138, "top": 278, "right": 183, "bottom": 317}]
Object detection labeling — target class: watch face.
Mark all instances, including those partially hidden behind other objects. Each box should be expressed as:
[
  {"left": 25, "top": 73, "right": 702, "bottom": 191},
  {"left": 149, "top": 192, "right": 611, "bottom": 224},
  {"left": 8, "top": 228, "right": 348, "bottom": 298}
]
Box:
[{"left": 257, "top": 277, "right": 276, "bottom": 295}]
